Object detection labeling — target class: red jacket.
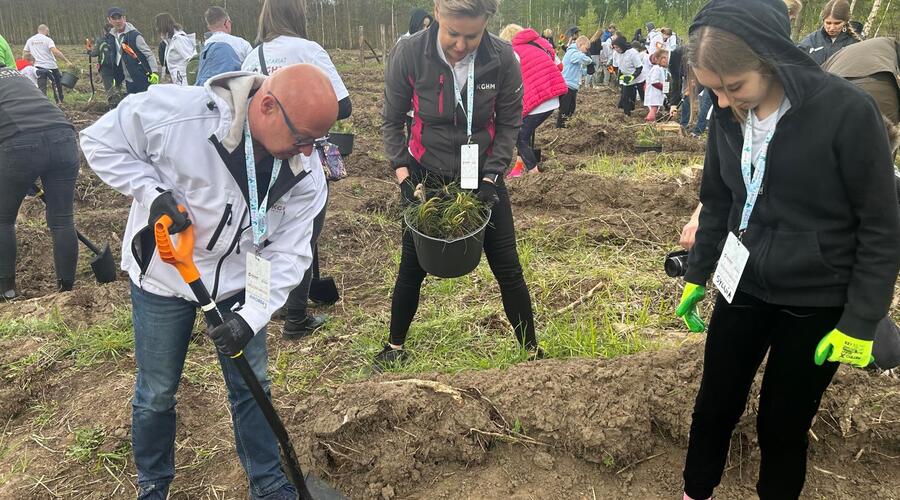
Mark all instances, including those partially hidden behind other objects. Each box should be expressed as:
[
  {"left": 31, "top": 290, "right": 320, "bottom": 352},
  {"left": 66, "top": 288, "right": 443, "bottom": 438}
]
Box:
[{"left": 512, "top": 29, "right": 568, "bottom": 116}]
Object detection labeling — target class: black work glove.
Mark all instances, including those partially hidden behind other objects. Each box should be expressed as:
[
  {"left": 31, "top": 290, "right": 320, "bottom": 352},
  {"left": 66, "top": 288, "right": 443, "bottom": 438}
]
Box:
[
  {"left": 476, "top": 180, "right": 499, "bottom": 209},
  {"left": 399, "top": 178, "right": 418, "bottom": 206},
  {"left": 148, "top": 191, "right": 191, "bottom": 234},
  {"left": 207, "top": 312, "right": 254, "bottom": 358}
]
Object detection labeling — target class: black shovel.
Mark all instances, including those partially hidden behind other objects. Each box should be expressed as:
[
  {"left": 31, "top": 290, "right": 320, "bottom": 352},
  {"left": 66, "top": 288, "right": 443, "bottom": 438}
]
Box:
[
  {"left": 32, "top": 185, "right": 117, "bottom": 284},
  {"left": 154, "top": 209, "right": 345, "bottom": 500},
  {"left": 308, "top": 245, "right": 339, "bottom": 305}
]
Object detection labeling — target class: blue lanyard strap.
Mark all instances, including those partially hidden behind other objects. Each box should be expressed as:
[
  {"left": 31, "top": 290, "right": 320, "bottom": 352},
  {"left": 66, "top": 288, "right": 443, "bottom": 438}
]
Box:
[
  {"left": 244, "top": 106, "right": 282, "bottom": 247},
  {"left": 738, "top": 100, "right": 786, "bottom": 234},
  {"left": 452, "top": 53, "right": 476, "bottom": 141}
]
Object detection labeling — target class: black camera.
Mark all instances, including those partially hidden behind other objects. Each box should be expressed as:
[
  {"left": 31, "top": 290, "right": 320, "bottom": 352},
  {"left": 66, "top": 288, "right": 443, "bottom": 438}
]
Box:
[{"left": 665, "top": 250, "right": 689, "bottom": 278}]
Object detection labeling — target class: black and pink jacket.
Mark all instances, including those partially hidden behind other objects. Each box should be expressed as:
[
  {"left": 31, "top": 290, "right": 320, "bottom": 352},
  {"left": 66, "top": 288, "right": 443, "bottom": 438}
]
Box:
[{"left": 382, "top": 23, "right": 523, "bottom": 178}]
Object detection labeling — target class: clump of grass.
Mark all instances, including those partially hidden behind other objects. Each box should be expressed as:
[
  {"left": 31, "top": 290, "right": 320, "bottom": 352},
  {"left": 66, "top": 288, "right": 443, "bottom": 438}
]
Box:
[
  {"left": 66, "top": 427, "right": 104, "bottom": 462},
  {"left": 635, "top": 124, "right": 661, "bottom": 147},
  {"left": 404, "top": 182, "right": 489, "bottom": 240}
]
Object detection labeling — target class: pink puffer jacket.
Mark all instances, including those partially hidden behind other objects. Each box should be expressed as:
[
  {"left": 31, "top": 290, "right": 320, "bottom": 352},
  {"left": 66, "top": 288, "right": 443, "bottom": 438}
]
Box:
[{"left": 512, "top": 28, "right": 568, "bottom": 116}]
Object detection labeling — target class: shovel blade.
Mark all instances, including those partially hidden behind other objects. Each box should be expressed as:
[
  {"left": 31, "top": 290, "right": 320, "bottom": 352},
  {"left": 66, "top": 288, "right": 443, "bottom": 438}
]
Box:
[
  {"left": 90, "top": 244, "right": 118, "bottom": 284},
  {"left": 304, "top": 472, "right": 347, "bottom": 500},
  {"left": 309, "top": 277, "right": 339, "bottom": 305}
]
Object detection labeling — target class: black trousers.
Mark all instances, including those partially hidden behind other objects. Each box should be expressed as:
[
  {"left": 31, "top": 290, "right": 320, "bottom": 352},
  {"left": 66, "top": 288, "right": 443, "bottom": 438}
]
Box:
[
  {"left": 36, "top": 67, "right": 64, "bottom": 103},
  {"left": 636, "top": 80, "right": 645, "bottom": 102},
  {"left": 517, "top": 110, "right": 552, "bottom": 170},
  {"left": 556, "top": 88, "right": 578, "bottom": 127},
  {"left": 619, "top": 84, "right": 637, "bottom": 116},
  {"left": 282, "top": 192, "right": 328, "bottom": 319},
  {"left": 389, "top": 174, "right": 536, "bottom": 349},
  {"left": 683, "top": 292, "right": 842, "bottom": 500},
  {"left": 0, "top": 127, "right": 79, "bottom": 291}
]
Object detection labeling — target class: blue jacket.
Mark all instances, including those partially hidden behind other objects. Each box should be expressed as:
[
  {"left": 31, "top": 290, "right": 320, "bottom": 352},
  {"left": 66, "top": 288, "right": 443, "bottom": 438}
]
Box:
[
  {"left": 195, "top": 42, "right": 242, "bottom": 86},
  {"left": 561, "top": 44, "right": 592, "bottom": 89}
]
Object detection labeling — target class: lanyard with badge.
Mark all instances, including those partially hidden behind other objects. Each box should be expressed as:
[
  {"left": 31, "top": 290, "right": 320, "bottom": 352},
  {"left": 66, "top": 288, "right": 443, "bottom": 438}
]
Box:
[
  {"left": 243, "top": 102, "right": 282, "bottom": 310},
  {"left": 712, "top": 99, "right": 786, "bottom": 303},
  {"left": 453, "top": 53, "right": 479, "bottom": 190}
]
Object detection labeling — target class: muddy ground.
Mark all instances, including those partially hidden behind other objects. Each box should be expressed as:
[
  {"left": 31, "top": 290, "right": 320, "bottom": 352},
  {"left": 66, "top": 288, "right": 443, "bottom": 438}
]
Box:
[{"left": 1, "top": 49, "right": 898, "bottom": 499}]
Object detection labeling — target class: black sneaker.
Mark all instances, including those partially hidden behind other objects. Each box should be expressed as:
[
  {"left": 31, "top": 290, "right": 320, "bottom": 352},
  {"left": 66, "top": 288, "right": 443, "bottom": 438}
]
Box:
[
  {"left": 373, "top": 344, "right": 409, "bottom": 372},
  {"left": 282, "top": 314, "right": 327, "bottom": 340}
]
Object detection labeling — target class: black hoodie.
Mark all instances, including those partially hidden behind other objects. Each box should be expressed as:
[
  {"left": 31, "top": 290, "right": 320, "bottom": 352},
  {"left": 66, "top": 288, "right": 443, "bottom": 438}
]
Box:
[
  {"left": 685, "top": 0, "right": 900, "bottom": 341},
  {"left": 407, "top": 8, "right": 432, "bottom": 36}
]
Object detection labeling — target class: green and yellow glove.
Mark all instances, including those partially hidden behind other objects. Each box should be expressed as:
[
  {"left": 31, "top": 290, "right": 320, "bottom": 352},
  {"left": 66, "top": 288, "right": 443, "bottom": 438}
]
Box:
[
  {"left": 676, "top": 283, "right": 706, "bottom": 333},
  {"left": 814, "top": 329, "right": 873, "bottom": 368},
  {"left": 149, "top": 72, "right": 160, "bottom": 85},
  {"left": 618, "top": 74, "right": 635, "bottom": 86}
]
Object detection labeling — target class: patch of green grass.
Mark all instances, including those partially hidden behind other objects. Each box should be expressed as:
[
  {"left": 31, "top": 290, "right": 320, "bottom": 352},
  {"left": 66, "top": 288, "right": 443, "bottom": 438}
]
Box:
[
  {"left": 0, "top": 310, "right": 67, "bottom": 339},
  {"left": 65, "top": 307, "right": 133, "bottom": 366},
  {"left": 338, "top": 211, "right": 682, "bottom": 377},
  {"left": 29, "top": 401, "right": 59, "bottom": 429},
  {"left": 583, "top": 153, "right": 702, "bottom": 178},
  {"left": 97, "top": 441, "right": 130, "bottom": 471},
  {"left": 66, "top": 427, "right": 104, "bottom": 462}
]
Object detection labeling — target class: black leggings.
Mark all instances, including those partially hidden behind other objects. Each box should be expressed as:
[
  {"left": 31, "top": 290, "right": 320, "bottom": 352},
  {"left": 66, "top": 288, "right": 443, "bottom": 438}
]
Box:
[
  {"left": 282, "top": 193, "right": 328, "bottom": 319},
  {"left": 389, "top": 174, "right": 536, "bottom": 349},
  {"left": 619, "top": 84, "right": 637, "bottom": 115},
  {"left": 0, "top": 128, "right": 80, "bottom": 291},
  {"left": 556, "top": 88, "right": 578, "bottom": 127},
  {"left": 517, "top": 110, "right": 552, "bottom": 170},
  {"left": 683, "top": 292, "right": 842, "bottom": 500}
]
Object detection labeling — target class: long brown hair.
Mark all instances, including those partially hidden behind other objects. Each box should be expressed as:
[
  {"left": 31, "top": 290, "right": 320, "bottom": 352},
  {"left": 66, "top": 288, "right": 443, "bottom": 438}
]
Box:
[
  {"left": 154, "top": 12, "right": 181, "bottom": 39},
  {"left": 686, "top": 26, "right": 776, "bottom": 122},
  {"left": 256, "top": 0, "right": 308, "bottom": 44},
  {"left": 820, "top": 0, "right": 862, "bottom": 41}
]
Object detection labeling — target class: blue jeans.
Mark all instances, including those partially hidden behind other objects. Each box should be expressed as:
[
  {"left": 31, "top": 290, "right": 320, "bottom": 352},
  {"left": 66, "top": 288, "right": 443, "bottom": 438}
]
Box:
[
  {"left": 679, "top": 95, "right": 691, "bottom": 129},
  {"left": 693, "top": 89, "right": 713, "bottom": 135},
  {"left": 130, "top": 282, "right": 291, "bottom": 499}
]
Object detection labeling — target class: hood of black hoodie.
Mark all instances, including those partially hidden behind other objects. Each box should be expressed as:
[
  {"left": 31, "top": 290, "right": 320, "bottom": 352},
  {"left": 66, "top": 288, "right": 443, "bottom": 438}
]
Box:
[{"left": 689, "top": 0, "right": 826, "bottom": 113}]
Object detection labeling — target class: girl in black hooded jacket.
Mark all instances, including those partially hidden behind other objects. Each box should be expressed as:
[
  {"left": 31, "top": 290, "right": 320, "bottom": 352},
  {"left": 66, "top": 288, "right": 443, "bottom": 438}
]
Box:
[{"left": 675, "top": 0, "right": 899, "bottom": 499}]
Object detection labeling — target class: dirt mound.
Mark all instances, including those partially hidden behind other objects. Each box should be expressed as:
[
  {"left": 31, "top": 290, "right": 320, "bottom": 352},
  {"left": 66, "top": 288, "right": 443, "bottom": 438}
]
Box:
[{"left": 290, "top": 345, "right": 900, "bottom": 499}]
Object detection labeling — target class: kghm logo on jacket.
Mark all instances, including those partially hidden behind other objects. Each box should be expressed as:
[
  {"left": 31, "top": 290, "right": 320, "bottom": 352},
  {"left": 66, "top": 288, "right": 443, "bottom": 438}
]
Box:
[{"left": 477, "top": 83, "right": 496, "bottom": 90}]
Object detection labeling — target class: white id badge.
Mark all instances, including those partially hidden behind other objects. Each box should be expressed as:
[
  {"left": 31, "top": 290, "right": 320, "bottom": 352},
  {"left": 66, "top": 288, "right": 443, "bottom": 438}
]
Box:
[
  {"left": 245, "top": 253, "right": 271, "bottom": 310},
  {"left": 662, "top": 81, "right": 671, "bottom": 93},
  {"left": 460, "top": 144, "right": 479, "bottom": 190},
  {"left": 712, "top": 232, "right": 750, "bottom": 303}
]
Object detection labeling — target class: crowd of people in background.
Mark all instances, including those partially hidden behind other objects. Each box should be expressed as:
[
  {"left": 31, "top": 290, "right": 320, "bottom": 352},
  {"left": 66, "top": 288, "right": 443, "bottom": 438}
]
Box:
[{"left": 0, "top": 0, "right": 898, "bottom": 499}]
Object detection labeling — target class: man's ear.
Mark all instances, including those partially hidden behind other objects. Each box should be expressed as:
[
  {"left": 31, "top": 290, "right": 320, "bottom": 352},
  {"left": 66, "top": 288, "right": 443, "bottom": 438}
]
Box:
[{"left": 257, "top": 92, "right": 277, "bottom": 117}]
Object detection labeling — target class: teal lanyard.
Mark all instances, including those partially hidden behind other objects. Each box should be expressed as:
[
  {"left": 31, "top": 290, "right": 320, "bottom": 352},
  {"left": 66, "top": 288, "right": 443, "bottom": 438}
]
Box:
[
  {"left": 738, "top": 99, "right": 787, "bottom": 234},
  {"left": 451, "top": 53, "right": 476, "bottom": 142},
  {"left": 244, "top": 106, "right": 282, "bottom": 247}
]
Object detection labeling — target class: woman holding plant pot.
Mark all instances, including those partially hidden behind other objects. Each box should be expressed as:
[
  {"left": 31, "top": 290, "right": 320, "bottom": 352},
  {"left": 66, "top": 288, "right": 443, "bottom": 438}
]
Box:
[{"left": 379, "top": 0, "right": 541, "bottom": 370}]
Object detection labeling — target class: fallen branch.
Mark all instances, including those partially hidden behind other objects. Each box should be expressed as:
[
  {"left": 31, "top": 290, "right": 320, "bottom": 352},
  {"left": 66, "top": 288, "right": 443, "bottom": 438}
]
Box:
[
  {"left": 468, "top": 428, "right": 549, "bottom": 447},
  {"left": 379, "top": 379, "right": 463, "bottom": 401},
  {"left": 556, "top": 280, "right": 605, "bottom": 314},
  {"left": 615, "top": 451, "right": 666, "bottom": 475},
  {"left": 813, "top": 466, "right": 848, "bottom": 480}
]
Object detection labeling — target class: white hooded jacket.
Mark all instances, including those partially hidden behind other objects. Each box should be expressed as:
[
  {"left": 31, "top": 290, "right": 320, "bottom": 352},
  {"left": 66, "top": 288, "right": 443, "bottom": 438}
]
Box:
[{"left": 79, "top": 71, "right": 327, "bottom": 335}]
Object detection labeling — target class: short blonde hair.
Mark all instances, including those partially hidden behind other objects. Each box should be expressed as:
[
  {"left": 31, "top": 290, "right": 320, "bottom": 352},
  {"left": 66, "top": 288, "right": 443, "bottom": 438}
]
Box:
[
  {"left": 435, "top": 0, "right": 499, "bottom": 18},
  {"left": 499, "top": 23, "right": 523, "bottom": 41},
  {"left": 575, "top": 35, "right": 590, "bottom": 49}
]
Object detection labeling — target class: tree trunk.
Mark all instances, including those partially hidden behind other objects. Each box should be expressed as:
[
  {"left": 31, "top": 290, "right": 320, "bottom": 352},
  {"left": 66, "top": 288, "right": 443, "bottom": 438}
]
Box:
[
  {"left": 850, "top": 0, "right": 858, "bottom": 15},
  {"left": 864, "top": 0, "right": 883, "bottom": 36}
]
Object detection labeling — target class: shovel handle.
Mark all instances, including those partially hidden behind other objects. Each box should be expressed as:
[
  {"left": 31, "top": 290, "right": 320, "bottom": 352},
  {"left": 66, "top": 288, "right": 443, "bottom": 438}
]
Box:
[{"left": 153, "top": 206, "right": 200, "bottom": 283}]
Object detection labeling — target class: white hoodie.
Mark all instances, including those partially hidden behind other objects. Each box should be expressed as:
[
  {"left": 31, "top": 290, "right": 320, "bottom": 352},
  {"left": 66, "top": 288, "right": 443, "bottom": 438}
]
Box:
[
  {"left": 164, "top": 29, "right": 197, "bottom": 86},
  {"left": 79, "top": 71, "right": 327, "bottom": 335}
]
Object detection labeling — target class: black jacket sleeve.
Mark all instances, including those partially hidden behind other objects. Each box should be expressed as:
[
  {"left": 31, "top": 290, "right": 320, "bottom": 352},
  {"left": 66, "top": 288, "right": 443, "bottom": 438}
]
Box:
[
  {"left": 685, "top": 113, "right": 732, "bottom": 285},
  {"left": 833, "top": 95, "right": 900, "bottom": 340},
  {"left": 382, "top": 41, "right": 414, "bottom": 170}
]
